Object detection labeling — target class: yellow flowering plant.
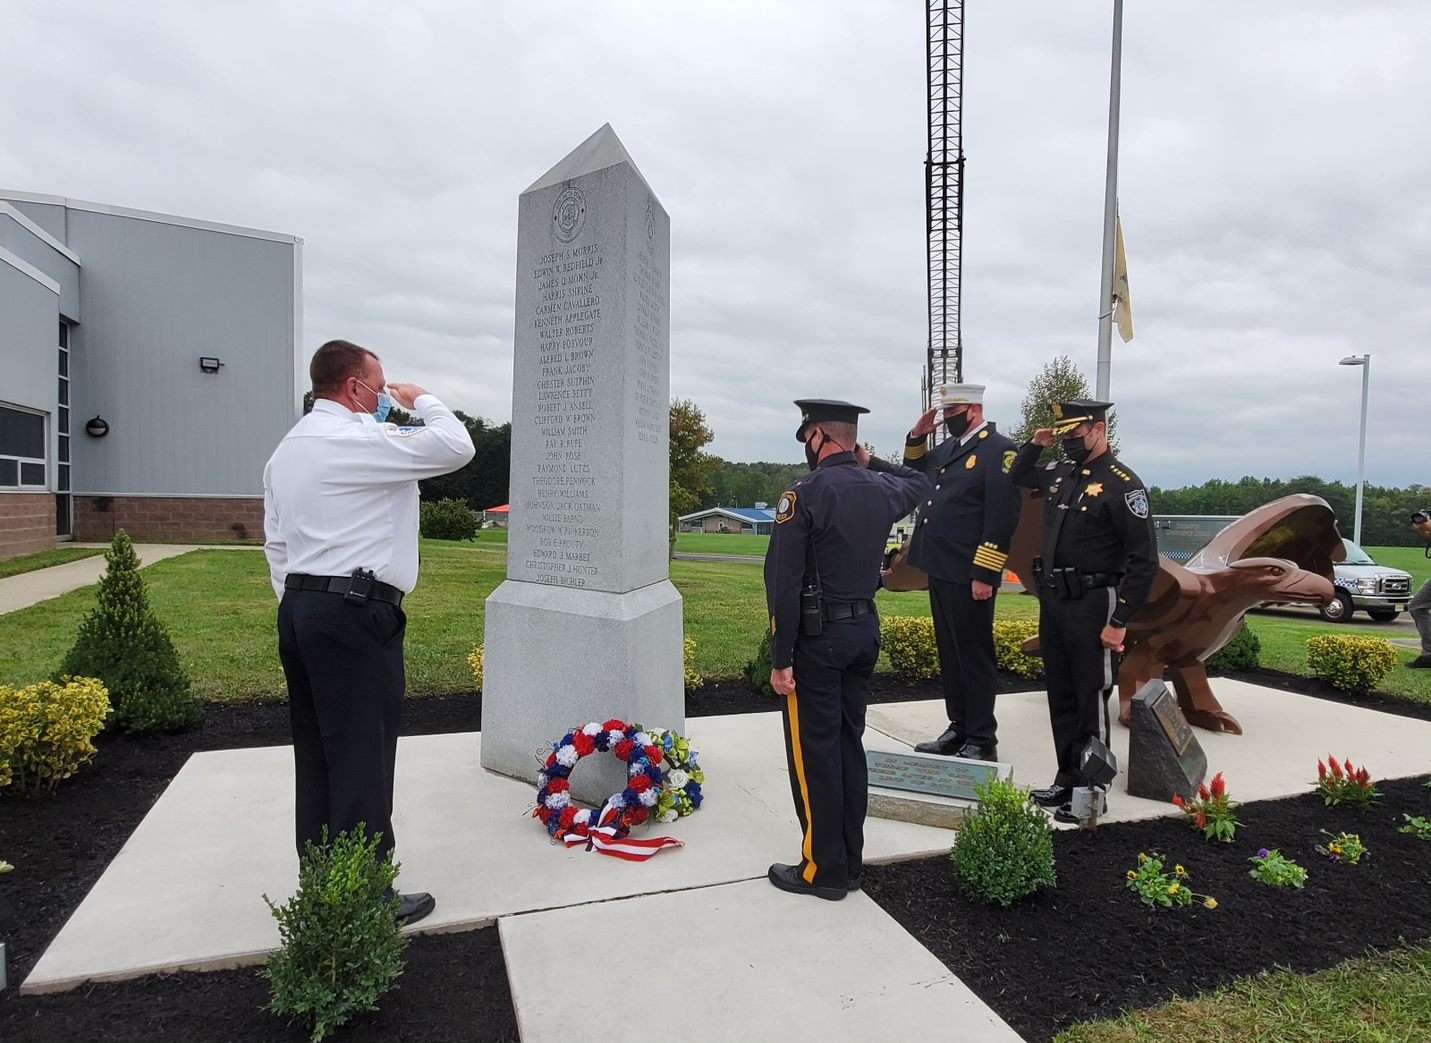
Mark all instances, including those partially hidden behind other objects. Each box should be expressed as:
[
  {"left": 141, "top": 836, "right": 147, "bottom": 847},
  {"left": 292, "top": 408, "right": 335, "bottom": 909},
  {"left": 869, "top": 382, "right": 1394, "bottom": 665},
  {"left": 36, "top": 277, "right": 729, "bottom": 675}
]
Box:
[
  {"left": 1125, "top": 852, "right": 1217, "bottom": 910},
  {"left": 0, "top": 676, "right": 111, "bottom": 796}
]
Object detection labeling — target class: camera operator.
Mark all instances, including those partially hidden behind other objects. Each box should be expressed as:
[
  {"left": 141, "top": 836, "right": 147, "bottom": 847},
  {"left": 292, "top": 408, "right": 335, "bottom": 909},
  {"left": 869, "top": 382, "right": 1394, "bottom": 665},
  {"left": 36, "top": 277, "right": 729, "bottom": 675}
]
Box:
[{"left": 1408, "top": 509, "right": 1431, "bottom": 670}]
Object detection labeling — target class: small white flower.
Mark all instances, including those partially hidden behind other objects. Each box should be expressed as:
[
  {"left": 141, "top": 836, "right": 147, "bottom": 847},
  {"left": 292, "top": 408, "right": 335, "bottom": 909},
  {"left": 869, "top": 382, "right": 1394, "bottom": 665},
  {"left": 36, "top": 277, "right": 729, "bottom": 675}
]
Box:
[
  {"left": 582, "top": 722, "right": 602, "bottom": 736},
  {"left": 0, "top": 859, "right": 13, "bottom": 875},
  {"left": 572, "top": 810, "right": 591, "bottom": 826},
  {"left": 630, "top": 761, "right": 647, "bottom": 777},
  {"left": 555, "top": 745, "right": 579, "bottom": 767},
  {"left": 634, "top": 732, "right": 652, "bottom": 747},
  {"left": 638, "top": 788, "right": 659, "bottom": 807},
  {"left": 667, "top": 770, "right": 690, "bottom": 790},
  {"left": 607, "top": 729, "right": 624, "bottom": 746},
  {"left": 536, "top": 772, "right": 549, "bottom": 789},
  {"left": 609, "top": 795, "right": 626, "bottom": 809},
  {"left": 544, "top": 791, "right": 570, "bottom": 810}
]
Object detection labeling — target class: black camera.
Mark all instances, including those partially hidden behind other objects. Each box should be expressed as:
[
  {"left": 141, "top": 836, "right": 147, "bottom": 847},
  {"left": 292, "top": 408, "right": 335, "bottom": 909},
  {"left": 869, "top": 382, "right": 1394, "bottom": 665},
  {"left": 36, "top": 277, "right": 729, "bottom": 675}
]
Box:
[{"left": 1412, "top": 510, "right": 1430, "bottom": 525}]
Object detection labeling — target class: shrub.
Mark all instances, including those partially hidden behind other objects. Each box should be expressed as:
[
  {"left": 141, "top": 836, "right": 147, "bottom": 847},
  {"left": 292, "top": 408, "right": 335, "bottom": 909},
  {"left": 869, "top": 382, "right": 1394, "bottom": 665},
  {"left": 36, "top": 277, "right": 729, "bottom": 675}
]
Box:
[
  {"left": 467, "top": 645, "right": 484, "bottom": 693},
  {"left": 57, "top": 531, "right": 199, "bottom": 733},
  {"left": 950, "top": 776, "right": 1056, "bottom": 906},
  {"left": 263, "top": 826, "right": 408, "bottom": 1043},
  {"left": 1306, "top": 634, "right": 1396, "bottom": 694},
  {"left": 683, "top": 637, "right": 703, "bottom": 695},
  {"left": 881, "top": 615, "right": 939, "bottom": 683},
  {"left": 0, "top": 677, "right": 111, "bottom": 796},
  {"left": 1172, "top": 770, "right": 1243, "bottom": 843},
  {"left": 993, "top": 618, "right": 1043, "bottom": 678},
  {"left": 744, "top": 632, "right": 775, "bottom": 696},
  {"left": 419, "top": 499, "right": 478, "bottom": 541},
  {"left": 1205, "top": 622, "right": 1260, "bottom": 672}
]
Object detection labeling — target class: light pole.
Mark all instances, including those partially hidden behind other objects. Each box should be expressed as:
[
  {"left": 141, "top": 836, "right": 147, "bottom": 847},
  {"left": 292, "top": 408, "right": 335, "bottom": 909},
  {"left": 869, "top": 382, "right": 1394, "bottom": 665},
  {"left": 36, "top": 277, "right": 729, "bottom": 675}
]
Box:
[{"left": 1338, "top": 354, "right": 1371, "bottom": 545}]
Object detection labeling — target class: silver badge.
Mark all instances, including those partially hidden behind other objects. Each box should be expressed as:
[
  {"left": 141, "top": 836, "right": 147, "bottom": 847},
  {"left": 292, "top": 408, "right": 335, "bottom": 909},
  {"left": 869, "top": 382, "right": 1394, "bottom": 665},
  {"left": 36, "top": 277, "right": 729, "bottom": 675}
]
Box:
[{"left": 1124, "top": 489, "right": 1149, "bottom": 518}]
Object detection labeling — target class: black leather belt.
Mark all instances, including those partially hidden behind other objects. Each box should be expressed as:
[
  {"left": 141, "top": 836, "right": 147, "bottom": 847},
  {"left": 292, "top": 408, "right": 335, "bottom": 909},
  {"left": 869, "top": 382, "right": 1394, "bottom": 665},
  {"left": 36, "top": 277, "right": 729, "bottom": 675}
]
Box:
[
  {"left": 285, "top": 573, "right": 405, "bottom": 606},
  {"left": 822, "top": 598, "right": 877, "bottom": 622}
]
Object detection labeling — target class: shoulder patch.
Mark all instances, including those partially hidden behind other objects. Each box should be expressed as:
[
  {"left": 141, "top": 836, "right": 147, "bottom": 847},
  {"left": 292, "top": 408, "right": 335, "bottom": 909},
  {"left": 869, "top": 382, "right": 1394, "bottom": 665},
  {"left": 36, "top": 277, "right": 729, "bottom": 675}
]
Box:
[
  {"left": 1124, "top": 489, "right": 1149, "bottom": 518},
  {"left": 1002, "top": 450, "right": 1016, "bottom": 474},
  {"left": 392, "top": 426, "right": 425, "bottom": 437},
  {"left": 775, "top": 491, "right": 798, "bottom": 524}
]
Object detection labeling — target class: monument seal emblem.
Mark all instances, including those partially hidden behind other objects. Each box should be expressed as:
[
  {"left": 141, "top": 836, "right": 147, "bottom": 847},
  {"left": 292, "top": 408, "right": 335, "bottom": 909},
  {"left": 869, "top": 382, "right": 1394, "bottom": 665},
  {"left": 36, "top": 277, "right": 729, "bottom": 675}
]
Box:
[{"left": 552, "top": 184, "right": 587, "bottom": 243}]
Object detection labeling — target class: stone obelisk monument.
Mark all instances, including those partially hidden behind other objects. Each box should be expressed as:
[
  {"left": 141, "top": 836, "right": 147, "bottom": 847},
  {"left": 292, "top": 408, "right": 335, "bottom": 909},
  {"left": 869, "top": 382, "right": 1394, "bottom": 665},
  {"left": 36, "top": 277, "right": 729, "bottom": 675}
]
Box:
[{"left": 481, "top": 125, "right": 684, "bottom": 803}]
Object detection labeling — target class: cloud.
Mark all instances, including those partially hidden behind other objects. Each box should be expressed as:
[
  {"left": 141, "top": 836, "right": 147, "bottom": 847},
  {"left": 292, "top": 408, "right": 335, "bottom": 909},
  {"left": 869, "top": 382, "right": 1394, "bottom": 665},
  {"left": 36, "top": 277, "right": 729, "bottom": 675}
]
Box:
[{"left": 2, "top": 0, "right": 1426, "bottom": 488}]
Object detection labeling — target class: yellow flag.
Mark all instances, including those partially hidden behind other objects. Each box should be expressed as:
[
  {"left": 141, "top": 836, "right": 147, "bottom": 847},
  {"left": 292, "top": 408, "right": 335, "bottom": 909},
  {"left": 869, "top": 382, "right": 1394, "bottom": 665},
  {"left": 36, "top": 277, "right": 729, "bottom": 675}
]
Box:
[{"left": 1113, "top": 214, "right": 1134, "bottom": 342}]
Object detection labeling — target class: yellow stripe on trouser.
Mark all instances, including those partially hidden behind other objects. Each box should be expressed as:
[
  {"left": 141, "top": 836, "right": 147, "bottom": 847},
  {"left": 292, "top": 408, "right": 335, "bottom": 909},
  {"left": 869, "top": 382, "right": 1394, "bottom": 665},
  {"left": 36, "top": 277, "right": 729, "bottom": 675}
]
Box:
[{"left": 785, "top": 688, "right": 818, "bottom": 884}]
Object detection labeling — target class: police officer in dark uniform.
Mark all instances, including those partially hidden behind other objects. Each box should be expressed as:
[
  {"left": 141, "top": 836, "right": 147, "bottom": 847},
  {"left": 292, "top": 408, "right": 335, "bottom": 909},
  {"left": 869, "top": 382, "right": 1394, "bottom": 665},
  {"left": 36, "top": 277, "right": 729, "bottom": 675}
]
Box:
[
  {"left": 1008, "top": 400, "right": 1157, "bottom": 823},
  {"left": 903, "top": 383, "right": 1023, "bottom": 761},
  {"left": 764, "top": 400, "right": 931, "bottom": 900}
]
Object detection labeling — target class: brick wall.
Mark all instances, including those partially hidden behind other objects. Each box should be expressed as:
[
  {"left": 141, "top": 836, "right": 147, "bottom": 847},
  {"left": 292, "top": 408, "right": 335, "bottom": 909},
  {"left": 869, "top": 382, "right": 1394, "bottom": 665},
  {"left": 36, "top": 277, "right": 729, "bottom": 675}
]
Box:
[
  {"left": 73, "top": 496, "right": 265, "bottom": 543},
  {"left": 0, "top": 494, "right": 57, "bottom": 560}
]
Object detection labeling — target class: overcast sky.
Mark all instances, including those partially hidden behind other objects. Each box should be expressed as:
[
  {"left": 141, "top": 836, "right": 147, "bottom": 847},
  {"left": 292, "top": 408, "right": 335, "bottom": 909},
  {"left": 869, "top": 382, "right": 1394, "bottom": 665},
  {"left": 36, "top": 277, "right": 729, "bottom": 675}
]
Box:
[{"left": 5, "top": 1, "right": 1427, "bottom": 488}]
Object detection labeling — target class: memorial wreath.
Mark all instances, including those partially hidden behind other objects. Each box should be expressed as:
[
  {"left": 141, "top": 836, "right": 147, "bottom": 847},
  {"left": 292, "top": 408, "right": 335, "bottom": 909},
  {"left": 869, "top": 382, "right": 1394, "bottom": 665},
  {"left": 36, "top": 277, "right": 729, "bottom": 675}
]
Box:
[{"left": 534, "top": 720, "right": 701, "bottom": 860}]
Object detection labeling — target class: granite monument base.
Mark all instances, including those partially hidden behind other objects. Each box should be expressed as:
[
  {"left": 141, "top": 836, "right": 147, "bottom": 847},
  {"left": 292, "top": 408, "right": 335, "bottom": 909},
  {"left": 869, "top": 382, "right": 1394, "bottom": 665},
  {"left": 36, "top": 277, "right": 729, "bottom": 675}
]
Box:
[{"left": 480, "top": 578, "right": 685, "bottom": 805}]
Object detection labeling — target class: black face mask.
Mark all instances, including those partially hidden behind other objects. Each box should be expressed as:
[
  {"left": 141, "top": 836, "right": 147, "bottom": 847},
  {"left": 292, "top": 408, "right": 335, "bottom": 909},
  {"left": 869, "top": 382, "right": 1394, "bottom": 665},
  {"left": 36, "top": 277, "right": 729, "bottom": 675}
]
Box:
[
  {"left": 943, "top": 410, "right": 972, "bottom": 440},
  {"left": 1061, "top": 436, "right": 1091, "bottom": 464},
  {"left": 804, "top": 432, "right": 822, "bottom": 471}
]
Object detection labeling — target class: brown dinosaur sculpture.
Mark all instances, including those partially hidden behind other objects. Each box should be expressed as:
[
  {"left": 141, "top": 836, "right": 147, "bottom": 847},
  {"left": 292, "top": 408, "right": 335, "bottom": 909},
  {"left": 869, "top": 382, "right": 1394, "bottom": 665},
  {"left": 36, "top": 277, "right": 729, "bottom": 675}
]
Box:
[{"left": 1008, "top": 491, "right": 1344, "bottom": 735}]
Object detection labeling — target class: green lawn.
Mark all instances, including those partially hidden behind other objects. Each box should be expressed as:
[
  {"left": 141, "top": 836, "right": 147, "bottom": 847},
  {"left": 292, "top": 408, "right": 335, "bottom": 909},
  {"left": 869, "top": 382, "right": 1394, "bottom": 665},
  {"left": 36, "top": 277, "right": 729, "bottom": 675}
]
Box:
[
  {"left": 675, "top": 531, "right": 770, "bottom": 556},
  {"left": 0, "top": 547, "right": 105, "bottom": 579},
  {"left": 0, "top": 541, "right": 1422, "bottom": 705},
  {"left": 1057, "top": 945, "right": 1431, "bottom": 1042}
]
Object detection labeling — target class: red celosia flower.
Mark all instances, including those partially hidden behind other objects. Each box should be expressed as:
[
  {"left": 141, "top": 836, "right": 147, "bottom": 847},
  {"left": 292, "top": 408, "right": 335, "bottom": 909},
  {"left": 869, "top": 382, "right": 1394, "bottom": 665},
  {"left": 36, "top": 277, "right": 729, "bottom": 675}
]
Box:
[
  {"left": 1318, "top": 760, "right": 1327, "bottom": 780},
  {"left": 1196, "top": 811, "right": 1207, "bottom": 829},
  {"left": 614, "top": 740, "right": 635, "bottom": 759},
  {"left": 1329, "top": 757, "right": 1344, "bottom": 778},
  {"left": 1198, "top": 782, "right": 1210, "bottom": 802},
  {"left": 1356, "top": 767, "right": 1370, "bottom": 786},
  {"left": 1210, "top": 772, "right": 1226, "bottom": 798},
  {"left": 1172, "top": 793, "right": 1185, "bottom": 808}
]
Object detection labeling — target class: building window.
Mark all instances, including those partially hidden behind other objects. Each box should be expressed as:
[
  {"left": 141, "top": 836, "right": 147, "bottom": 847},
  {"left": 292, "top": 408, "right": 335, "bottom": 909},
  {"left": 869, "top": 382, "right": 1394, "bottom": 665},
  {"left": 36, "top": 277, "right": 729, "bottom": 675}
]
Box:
[
  {"left": 0, "top": 404, "right": 47, "bottom": 489},
  {"left": 57, "top": 322, "right": 73, "bottom": 536}
]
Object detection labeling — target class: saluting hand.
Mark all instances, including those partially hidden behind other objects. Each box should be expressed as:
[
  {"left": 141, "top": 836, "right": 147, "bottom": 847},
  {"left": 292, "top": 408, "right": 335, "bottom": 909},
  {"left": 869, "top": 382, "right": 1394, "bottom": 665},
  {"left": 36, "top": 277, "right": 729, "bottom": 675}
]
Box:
[
  {"left": 385, "top": 383, "right": 429, "bottom": 410},
  {"left": 854, "top": 444, "right": 871, "bottom": 469},
  {"left": 770, "top": 667, "right": 795, "bottom": 696},
  {"left": 909, "top": 407, "right": 940, "bottom": 440},
  {"left": 1031, "top": 427, "right": 1056, "bottom": 448}
]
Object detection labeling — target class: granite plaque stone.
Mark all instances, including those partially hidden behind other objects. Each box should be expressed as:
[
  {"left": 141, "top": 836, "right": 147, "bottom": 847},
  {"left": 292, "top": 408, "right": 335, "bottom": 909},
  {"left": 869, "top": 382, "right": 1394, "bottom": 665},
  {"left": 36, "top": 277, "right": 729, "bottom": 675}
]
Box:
[
  {"left": 866, "top": 750, "right": 1012, "bottom": 802},
  {"left": 1126, "top": 679, "right": 1207, "bottom": 802},
  {"left": 481, "top": 125, "right": 684, "bottom": 804}
]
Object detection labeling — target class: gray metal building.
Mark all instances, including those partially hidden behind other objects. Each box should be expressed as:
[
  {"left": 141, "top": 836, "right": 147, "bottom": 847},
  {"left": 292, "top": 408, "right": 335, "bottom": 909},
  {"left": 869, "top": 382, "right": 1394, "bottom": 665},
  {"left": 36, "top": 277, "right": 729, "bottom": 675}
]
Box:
[{"left": 0, "top": 191, "right": 301, "bottom": 558}]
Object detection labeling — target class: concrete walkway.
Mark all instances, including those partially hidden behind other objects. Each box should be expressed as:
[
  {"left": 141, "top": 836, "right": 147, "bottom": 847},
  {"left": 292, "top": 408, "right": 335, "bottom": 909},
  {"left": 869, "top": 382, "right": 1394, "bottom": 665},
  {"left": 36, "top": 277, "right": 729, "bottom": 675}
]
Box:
[
  {"left": 21, "top": 682, "right": 1431, "bottom": 1040},
  {"left": 0, "top": 543, "right": 260, "bottom": 616}
]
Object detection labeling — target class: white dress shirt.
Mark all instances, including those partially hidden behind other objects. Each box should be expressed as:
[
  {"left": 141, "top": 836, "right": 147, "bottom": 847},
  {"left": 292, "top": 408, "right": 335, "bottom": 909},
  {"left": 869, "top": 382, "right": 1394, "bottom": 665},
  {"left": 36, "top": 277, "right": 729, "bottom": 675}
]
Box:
[
  {"left": 960, "top": 419, "right": 989, "bottom": 444},
  {"left": 263, "top": 394, "right": 476, "bottom": 598}
]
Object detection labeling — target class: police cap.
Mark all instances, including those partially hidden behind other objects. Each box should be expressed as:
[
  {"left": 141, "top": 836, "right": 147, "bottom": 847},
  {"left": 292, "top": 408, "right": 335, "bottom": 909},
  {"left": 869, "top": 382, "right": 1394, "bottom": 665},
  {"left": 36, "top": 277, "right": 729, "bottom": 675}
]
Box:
[
  {"left": 1051, "top": 398, "right": 1112, "bottom": 436},
  {"left": 794, "top": 399, "right": 869, "bottom": 442}
]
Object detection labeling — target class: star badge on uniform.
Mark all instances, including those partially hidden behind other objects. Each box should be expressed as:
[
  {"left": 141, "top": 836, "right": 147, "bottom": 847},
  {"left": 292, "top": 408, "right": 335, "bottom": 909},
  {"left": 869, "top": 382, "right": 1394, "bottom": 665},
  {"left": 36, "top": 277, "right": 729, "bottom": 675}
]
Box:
[{"left": 1085, "top": 482, "right": 1103, "bottom": 497}]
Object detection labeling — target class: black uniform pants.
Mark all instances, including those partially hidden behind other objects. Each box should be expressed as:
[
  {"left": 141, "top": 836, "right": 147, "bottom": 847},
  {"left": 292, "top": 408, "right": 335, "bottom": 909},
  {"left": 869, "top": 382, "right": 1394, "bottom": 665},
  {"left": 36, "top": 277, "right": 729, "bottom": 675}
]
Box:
[
  {"left": 1038, "top": 587, "right": 1117, "bottom": 789},
  {"left": 780, "top": 614, "right": 880, "bottom": 889},
  {"left": 928, "top": 575, "right": 999, "bottom": 744},
  {"left": 278, "top": 590, "right": 406, "bottom": 862}
]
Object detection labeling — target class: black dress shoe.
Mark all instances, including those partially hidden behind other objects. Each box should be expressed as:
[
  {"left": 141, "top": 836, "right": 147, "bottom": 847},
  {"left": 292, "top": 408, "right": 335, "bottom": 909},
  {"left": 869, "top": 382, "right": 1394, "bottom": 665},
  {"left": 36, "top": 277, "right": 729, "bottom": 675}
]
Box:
[
  {"left": 394, "top": 891, "right": 436, "bottom": 925},
  {"left": 767, "top": 863, "right": 846, "bottom": 901},
  {"left": 1032, "top": 785, "right": 1072, "bottom": 808},
  {"left": 914, "top": 726, "right": 966, "bottom": 755},
  {"left": 846, "top": 875, "right": 862, "bottom": 892},
  {"left": 1407, "top": 655, "right": 1431, "bottom": 670},
  {"left": 952, "top": 742, "right": 998, "bottom": 762}
]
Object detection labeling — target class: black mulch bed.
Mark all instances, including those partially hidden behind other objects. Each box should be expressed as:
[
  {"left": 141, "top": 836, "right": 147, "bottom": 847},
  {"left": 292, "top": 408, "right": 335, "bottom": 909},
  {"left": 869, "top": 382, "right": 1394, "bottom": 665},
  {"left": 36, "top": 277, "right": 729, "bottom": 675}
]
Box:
[
  {"left": 866, "top": 775, "right": 1431, "bottom": 1043},
  {"left": 1, "top": 669, "right": 1425, "bottom": 1041}
]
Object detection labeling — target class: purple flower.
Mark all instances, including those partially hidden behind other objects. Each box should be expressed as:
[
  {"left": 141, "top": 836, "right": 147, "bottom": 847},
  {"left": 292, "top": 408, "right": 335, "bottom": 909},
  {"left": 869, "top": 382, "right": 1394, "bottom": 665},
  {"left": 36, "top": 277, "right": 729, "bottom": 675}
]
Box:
[{"left": 1257, "top": 848, "right": 1270, "bottom": 859}]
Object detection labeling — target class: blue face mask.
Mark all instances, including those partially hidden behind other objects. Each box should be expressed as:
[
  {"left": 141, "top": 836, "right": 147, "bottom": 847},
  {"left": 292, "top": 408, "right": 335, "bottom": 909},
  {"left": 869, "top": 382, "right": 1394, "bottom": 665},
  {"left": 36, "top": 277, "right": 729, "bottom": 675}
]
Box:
[{"left": 357, "top": 380, "right": 393, "bottom": 423}]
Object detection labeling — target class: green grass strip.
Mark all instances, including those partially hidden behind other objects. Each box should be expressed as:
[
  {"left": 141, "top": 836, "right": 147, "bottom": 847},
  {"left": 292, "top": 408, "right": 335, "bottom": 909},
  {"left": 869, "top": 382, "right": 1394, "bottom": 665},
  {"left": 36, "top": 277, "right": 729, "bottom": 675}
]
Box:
[{"left": 0, "top": 547, "right": 106, "bottom": 579}]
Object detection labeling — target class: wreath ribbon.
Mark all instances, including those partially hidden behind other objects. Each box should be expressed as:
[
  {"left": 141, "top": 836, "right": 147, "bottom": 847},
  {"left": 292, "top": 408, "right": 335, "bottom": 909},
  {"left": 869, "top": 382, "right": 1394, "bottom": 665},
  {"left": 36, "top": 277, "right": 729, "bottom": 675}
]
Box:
[{"left": 558, "top": 800, "right": 683, "bottom": 861}]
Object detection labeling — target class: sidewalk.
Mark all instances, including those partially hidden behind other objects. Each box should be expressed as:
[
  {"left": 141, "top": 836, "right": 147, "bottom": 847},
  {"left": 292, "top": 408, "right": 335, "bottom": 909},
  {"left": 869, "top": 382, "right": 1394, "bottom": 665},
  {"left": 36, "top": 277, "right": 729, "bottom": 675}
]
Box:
[{"left": 0, "top": 544, "right": 261, "bottom": 616}]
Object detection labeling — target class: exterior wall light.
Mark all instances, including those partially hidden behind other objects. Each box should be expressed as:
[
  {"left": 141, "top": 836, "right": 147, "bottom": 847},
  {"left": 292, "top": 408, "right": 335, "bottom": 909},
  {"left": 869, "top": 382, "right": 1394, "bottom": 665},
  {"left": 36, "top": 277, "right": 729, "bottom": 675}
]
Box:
[
  {"left": 85, "top": 416, "right": 110, "bottom": 438},
  {"left": 199, "top": 357, "right": 224, "bottom": 373}
]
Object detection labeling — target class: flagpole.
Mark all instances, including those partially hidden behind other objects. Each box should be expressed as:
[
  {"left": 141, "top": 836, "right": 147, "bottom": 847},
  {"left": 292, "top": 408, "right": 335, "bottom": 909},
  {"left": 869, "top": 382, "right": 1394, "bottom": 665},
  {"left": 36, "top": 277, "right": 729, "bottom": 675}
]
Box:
[{"left": 1095, "top": 0, "right": 1123, "bottom": 400}]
